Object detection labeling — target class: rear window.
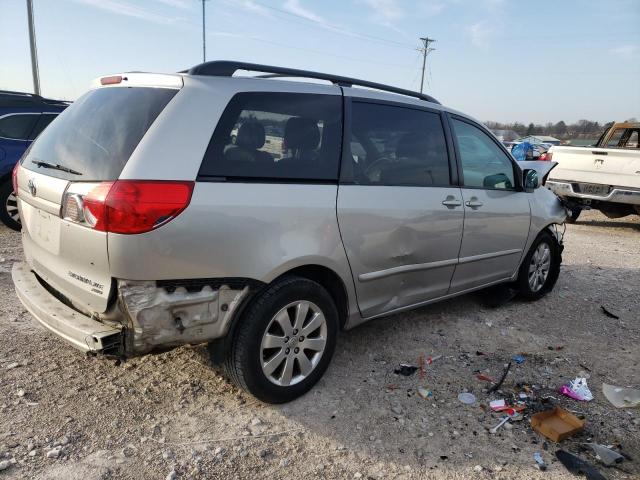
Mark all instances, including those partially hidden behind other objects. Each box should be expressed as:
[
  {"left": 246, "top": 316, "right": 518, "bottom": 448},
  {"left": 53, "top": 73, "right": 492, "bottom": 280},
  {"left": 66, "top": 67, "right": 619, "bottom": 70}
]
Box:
[
  {"left": 199, "top": 92, "right": 342, "bottom": 181},
  {"left": 22, "top": 87, "right": 177, "bottom": 181}
]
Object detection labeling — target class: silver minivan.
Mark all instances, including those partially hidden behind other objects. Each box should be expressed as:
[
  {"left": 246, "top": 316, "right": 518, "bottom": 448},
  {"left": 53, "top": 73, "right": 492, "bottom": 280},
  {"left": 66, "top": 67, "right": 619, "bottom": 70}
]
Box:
[{"left": 12, "top": 62, "right": 566, "bottom": 403}]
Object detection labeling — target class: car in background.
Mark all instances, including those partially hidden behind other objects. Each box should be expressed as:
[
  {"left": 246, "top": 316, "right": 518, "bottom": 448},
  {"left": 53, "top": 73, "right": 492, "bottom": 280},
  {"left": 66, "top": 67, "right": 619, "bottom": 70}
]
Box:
[
  {"left": 0, "top": 91, "right": 69, "bottom": 230},
  {"left": 511, "top": 141, "right": 553, "bottom": 162},
  {"left": 546, "top": 122, "right": 640, "bottom": 222}
]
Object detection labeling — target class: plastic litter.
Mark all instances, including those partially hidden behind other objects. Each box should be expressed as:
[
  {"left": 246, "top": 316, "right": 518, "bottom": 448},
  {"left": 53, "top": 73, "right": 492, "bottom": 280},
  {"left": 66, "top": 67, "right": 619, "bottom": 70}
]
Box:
[
  {"left": 555, "top": 449, "right": 606, "bottom": 480},
  {"left": 477, "top": 374, "right": 494, "bottom": 383},
  {"left": 512, "top": 354, "right": 526, "bottom": 364},
  {"left": 489, "top": 416, "right": 510, "bottom": 434},
  {"left": 602, "top": 383, "right": 640, "bottom": 408},
  {"left": 394, "top": 364, "right": 418, "bottom": 376},
  {"left": 417, "top": 387, "right": 433, "bottom": 399},
  {"left": 458, "top": 392, "right": 476, "bottom": 405},
  {"left": 490, "top": 399, "right": 507, "bottom": 411},
  {"left": 531, "top": 407, "right": 585, "bottom": 442},
  {"left": 534, "top": 452, "right": 547, "bottom": 471},
  {"left": 586, "top": 443, "right": 624, "bottom": 466},
  {"left": 559, "top": 377, "right": 593, "bottom": 401}
]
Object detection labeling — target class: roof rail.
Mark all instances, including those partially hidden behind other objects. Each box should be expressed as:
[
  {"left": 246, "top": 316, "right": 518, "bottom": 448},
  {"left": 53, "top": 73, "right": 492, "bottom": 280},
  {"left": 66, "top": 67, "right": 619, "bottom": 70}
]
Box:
[{"left": 182, "top": 61, "right": 440, "bottom": 105}]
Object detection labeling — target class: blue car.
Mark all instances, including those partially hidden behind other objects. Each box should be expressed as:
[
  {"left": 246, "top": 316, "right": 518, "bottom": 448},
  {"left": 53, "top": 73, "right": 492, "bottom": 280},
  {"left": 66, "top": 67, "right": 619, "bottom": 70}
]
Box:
[{"left": 0, "top": 91, "right": 68, "bottom": 230}]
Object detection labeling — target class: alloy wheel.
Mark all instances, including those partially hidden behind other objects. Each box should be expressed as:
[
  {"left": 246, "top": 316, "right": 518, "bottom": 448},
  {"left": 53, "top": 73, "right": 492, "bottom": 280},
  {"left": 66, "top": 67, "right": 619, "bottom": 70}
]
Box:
[
  {"left": 260, "top": 300, "right": 328, "bottom": 387},
  {"left": 528, "top": 242, "right": 551, "bottom": 292},
  {"left": 5, "top": 191, "right": 20, "bottom": 225}
]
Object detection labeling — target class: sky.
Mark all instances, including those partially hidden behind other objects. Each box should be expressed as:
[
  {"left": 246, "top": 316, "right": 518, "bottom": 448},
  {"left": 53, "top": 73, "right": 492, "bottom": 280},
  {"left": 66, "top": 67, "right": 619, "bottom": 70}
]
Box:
[{"left": 1, "top": 0, "right": 639, "bottom": 124}]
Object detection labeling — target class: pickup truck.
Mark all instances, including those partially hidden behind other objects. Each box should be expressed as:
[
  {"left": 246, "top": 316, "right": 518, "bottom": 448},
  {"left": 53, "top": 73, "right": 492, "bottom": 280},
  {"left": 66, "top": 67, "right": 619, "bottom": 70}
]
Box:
[{"left": 546, "top": 122, "right": 640, "bottom": 222}]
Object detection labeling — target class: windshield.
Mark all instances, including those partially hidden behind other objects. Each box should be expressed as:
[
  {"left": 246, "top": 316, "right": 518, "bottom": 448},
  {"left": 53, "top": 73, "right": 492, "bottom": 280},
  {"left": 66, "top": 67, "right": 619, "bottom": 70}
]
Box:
[{"left": 22, "top": 87, "right": 177, "bottom": 181}]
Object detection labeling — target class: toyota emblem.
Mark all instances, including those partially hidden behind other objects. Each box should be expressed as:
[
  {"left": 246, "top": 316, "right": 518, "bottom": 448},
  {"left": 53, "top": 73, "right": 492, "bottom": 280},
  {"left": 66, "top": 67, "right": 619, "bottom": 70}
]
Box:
[{"left": 27, "top": 179, "right": 36, "bottom": 197}]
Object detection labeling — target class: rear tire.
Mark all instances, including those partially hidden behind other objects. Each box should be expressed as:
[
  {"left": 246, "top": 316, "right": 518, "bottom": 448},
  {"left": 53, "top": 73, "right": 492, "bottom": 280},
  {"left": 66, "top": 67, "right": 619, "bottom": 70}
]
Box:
[
  {"left": 221, "top": 276, "right": 338, "bottom": 403},
  {"left": 516, "top": 230, "right": 561, "bottom": 301},
  {"left": 0, "top": 180, "right": 21, "bottom": 231}
]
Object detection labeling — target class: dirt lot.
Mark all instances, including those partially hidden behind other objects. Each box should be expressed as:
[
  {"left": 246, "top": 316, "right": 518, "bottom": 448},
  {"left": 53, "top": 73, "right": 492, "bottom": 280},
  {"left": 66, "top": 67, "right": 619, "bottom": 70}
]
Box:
[{"left": 0, "top": 211, "right": 638, "bottom": 479}]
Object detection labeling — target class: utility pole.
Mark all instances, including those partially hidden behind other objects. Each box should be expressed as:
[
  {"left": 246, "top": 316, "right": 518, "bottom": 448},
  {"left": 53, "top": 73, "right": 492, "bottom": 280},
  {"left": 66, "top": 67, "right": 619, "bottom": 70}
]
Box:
[
  {"left": 418, "top": 37, "right": 435, "bottom": 94},
  {"left": 201, "top": 0, "right": 208, "bottom": 62},
  {"left": 26, "top": 0, "right": 41, "bottom": 95}
]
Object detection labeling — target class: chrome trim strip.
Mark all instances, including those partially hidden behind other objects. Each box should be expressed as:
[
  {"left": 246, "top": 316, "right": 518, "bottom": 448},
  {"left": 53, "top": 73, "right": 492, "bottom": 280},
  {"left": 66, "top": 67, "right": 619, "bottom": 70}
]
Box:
[
  {"left": 358, "top": 258, "right": 458, "bottom": 282},
  {"left": 457, "top": 249, "right": 522, "bottom": 264}
]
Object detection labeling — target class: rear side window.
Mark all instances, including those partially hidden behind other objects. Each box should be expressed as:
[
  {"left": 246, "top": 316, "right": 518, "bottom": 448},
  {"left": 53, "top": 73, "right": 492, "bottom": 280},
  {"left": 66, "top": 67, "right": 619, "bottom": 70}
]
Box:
[
  {"left": 22, "top": 87, "right": 177, "bottom": 181},
  {"left": 345, "top": 102, "right": 450, "bottom": 186},
  {"left": 0, "top": 113, "right": 39, "bottom": 140},
  {"left": 199, "top": 92, "right": 342, "bottom": 181},
  {"left": 451, "top": 119, "right": 515, "bottom": 190}
]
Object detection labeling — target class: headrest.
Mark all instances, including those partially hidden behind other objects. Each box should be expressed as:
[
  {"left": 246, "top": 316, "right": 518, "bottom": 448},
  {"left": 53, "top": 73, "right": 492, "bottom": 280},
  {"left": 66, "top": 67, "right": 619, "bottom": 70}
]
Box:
[
  {"left": 396, "top": 132, "right": 429, "bottom": 160},
  {"left": 237, "top": 121, "right": 265, "bottom": 149},
  {"left": 284, "top": 117, "right": 320, "bottom": 150}
]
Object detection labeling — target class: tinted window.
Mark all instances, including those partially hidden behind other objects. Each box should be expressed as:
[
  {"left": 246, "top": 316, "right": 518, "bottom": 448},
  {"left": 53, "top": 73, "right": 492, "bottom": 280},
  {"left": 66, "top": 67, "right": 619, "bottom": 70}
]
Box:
[
  {"left": 199, "top": 92, "right": 342, "bottom": 181},
  {"left": 346, "top": 102, "right": 450, "bottom": 186},
  {"left": 0, "top": 113, "right": 38, "bottom": 140},
  {"left": 23, "top": 87, "right": 177, "bottom": 181},
  {"left": 28, "top": 113, "right": 58, "bottom": 140},
  {"left": 452, "top": 119, "right": 515, "bottom": 190}
]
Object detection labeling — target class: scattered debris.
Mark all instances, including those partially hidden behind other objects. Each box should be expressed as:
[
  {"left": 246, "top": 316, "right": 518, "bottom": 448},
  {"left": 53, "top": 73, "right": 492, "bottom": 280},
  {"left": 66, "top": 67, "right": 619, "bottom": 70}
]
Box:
[
  {"left": 556, "top": 449, "right": 606, "bottom": 480},
  {"left": 559, "top": 377, "right": 593, "bottom": 401},
  {"left": 600, "top": 305, "right": 619, "bottom": 319},
  {"left": 586, "top": 443, "right": 624, "bottom": 466},
  {"left": 394, "top": 364, "right": 418, "bottom": 376},
  {"left": 489, "top": 416, "right": 510, "bottom": 434},
  {"left": 458, "top": 392, "right": 476, "bottom": 405},
  {"left": 534, "top": 452, "right": 547, "bottom": 471},
  {"left": 531, "top": 407, "right": 585, "bottom": 442},
  {"left": 417, "top": 387, "right": 432, "bottom": 399},
  {"left": 512, "top": 354, "right": 526, "bottom": 364},
  {"left": 0, "top": 459, "right": 16, "bottom": 471},
  {"left": 487, "top": 362, "right": 512, "bottom": 394},
  {"left": 490, "top": 399, "right": 507, "bottom": 411},
  {"left": 602, "top": 383, "right": 640, "bottom": 408},
  {"left": 477, "top": 374, "right": 494, "bottom": 383}
]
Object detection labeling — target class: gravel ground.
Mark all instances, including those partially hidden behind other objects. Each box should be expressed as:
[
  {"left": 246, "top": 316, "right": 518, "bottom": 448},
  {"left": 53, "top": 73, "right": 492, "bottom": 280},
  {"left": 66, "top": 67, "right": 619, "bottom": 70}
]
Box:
[{"left": 0, "top": 210, "right": 638, "bottom": 480}]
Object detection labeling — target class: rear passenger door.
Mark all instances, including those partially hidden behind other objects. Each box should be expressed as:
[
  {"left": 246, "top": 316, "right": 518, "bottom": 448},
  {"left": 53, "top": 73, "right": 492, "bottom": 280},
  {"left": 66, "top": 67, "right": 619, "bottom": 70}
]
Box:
[
  {"left": 448, "top": 116, "right": 531, "bottom": 293},
  {"left": 337, "top": 98, "right": 464, "bottom": 318}
]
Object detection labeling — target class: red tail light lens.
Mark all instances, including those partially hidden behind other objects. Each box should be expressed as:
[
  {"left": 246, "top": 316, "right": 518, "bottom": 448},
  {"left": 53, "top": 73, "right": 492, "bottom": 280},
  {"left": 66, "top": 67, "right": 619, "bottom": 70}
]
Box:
[
  {"left": 12, "top": 162, "right": 20, "bottom": 193},
  {"left": 64, "top": 180, "right": 194, "bottom": 234},
  {"left": 539, "top": 152, "right": 552, "bottom": 161}
]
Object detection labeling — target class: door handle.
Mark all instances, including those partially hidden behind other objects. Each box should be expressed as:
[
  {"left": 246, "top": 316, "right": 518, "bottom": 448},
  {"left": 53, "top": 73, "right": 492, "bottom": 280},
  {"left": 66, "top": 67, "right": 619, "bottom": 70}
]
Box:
[
  {"left": 442, "top": 196, "right": 462, "bottom": 208},
  {"left": 465, "top": 197, "right": 483, "bottom": 209}
]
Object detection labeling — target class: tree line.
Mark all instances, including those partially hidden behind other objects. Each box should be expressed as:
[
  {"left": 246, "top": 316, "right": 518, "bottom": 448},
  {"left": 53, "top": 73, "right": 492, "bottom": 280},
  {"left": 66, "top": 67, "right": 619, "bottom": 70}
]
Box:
[{"left": 485, "top": 118, "right": 637, "bottom": 139}]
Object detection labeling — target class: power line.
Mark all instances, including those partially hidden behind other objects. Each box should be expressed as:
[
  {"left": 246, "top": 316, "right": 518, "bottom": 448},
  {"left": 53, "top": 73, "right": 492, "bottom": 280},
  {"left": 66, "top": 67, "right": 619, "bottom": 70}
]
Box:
[
  {"left": 418, "top": 37, "right": 435, "bottom": 94},
  {"left": 227, "top": 0, "right": 416, "bottom": 50}
]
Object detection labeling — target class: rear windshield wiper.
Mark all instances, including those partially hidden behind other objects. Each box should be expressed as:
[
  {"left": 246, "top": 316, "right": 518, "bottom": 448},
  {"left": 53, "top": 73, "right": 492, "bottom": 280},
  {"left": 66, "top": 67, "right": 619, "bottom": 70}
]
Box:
[{"left": 32, "top": 160, "right": 83, "bottom": 176}]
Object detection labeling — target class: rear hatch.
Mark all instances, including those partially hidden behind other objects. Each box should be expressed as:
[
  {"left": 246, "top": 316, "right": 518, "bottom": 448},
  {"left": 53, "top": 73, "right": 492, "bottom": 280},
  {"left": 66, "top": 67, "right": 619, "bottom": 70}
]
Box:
[
  {"left": 16, "top": 75, "right": 181, "bottom": 313},
  {"left": 549, "top": 146, "right": 640, "bottom": 189}
]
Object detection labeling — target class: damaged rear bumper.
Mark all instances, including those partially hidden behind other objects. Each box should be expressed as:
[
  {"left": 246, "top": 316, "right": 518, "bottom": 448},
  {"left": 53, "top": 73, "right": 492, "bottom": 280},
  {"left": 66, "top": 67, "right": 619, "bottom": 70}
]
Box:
[
  {"left": 12, "top": 262, "right": 123, "bottom": 354},
  {"left": 12, "top": 261, "right": 258, "bottom": 357}
]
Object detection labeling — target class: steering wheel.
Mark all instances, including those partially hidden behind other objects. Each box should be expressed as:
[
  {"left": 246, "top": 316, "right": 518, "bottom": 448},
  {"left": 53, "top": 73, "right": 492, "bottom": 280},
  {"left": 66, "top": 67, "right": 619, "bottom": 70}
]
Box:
[{"left": 363, "top": 156, "right": 395, "bottom": 182}]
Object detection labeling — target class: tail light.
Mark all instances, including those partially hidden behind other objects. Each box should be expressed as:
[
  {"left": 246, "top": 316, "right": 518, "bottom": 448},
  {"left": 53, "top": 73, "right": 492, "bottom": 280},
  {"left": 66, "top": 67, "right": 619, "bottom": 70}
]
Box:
[
  {"left": 62, "top": 180, "right": 194, "bottom": 234},
  {"left": 12, "top": 162, "right": 20, "bottom": 193},
  {"left": 539, "top": 152, "right": 552, "bottom": 161}
]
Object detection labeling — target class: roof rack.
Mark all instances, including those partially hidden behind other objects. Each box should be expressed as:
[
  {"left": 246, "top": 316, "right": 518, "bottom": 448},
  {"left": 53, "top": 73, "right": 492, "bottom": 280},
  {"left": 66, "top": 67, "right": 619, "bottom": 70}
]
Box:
[{"left": 182, "top": 61, "right": 440, "bottom": 105}]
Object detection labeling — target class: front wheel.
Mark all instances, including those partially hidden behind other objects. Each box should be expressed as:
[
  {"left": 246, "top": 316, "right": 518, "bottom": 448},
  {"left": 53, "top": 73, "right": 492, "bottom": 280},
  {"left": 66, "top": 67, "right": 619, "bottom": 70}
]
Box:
[
  {"left": 0, "top": 180, "right": 21, "bottom": 231},
  {"left": 516, "top": 231, "right": 561, "bottom": 301},
  {"left": 221, "top": 276, "right": 338, "bottom": 403}
]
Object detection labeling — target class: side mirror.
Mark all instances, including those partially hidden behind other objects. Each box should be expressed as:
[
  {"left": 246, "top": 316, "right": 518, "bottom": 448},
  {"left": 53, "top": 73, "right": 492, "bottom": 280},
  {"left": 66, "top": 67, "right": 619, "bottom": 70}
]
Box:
[{"left": 523, "top": 169, "right": 539, "bottom": 192}]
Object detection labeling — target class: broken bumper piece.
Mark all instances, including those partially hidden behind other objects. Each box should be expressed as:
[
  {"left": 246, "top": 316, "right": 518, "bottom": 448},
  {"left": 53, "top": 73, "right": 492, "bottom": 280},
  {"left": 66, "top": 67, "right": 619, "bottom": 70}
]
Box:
[{"left": 12, "top": 262, "right": 123, "bottom": 354}]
